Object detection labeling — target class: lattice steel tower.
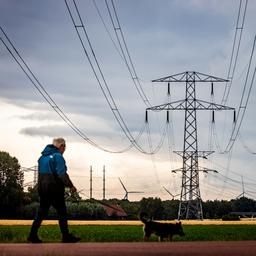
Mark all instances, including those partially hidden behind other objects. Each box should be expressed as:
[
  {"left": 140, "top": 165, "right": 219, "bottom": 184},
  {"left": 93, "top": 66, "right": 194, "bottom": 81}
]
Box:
[{"left": 146, "top": 71, "right": 235, "bottom": 219}]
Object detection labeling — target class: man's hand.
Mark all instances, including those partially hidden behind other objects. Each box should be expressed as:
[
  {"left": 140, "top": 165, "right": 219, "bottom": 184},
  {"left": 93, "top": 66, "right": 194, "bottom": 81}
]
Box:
[{"left": 70, "top": 186, "right": 77, "bottom": 193}]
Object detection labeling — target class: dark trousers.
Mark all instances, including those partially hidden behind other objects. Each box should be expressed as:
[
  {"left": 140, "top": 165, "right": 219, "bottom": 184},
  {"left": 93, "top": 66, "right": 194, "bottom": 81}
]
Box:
[{"left": 30, "top": 194, "right": 69, "bottom": 237}]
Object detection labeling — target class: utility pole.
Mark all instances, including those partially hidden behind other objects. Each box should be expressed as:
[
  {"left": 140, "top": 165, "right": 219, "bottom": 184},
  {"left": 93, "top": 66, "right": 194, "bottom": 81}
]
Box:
[
  {"left": 103, "top": 165, "right": 106, "bottom": 200},
  {"left": 146, "top": 71, "right": 235, "bottom": 219},
  {"left": 33, "top": 166, "right": 38, "bottom": 187},
  {"left": 241, "top": 175, "right": 245, "bottom": 198},
  {"left": 90, "top": 165, "right": 93, "bottom": 199}
]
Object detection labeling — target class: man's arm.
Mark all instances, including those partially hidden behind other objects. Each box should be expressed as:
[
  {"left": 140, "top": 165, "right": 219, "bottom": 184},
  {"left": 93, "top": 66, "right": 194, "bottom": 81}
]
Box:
[{"left": 54, "top": 153, "right": 75, "bottom": 189}]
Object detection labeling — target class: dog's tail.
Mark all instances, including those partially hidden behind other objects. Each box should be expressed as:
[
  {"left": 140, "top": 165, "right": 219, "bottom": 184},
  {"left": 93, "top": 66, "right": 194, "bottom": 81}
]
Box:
[{"left": 139, "top": 212, "right": 150, "bottom": 224}]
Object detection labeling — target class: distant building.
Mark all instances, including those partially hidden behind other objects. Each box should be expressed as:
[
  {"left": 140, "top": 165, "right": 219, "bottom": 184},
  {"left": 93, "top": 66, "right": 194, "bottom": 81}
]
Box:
[{"left": 102, "top": 204, "right": 127, "bottom": 219}]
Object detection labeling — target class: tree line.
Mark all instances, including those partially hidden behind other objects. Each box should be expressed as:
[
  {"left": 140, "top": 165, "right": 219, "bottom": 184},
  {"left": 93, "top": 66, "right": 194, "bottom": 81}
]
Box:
[{"left": 1, "top": 150, "right": 256, "bottom": 220}]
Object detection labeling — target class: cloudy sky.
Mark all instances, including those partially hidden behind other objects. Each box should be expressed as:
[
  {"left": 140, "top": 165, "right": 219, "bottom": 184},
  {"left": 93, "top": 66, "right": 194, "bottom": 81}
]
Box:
[{"left": 0, "top": 0, "right": 256, "bottom": 201}]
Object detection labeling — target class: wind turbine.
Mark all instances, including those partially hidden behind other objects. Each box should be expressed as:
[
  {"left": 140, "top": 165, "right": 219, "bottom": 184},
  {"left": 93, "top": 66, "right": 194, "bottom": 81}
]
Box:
[
  {"left": 118, "top": 178, "right": 144, "bottom": 200},
  {"left": 236, "top": 175, "right": 251, "bottom": 199},
  {"left": 163, "top": 186, "right": 180, "bottom": 200}
]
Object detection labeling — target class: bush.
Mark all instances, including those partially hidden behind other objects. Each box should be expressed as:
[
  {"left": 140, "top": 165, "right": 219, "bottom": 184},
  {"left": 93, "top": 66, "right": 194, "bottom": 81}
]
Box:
[
  {"left": 21, "top": 202, "right": 39, "bottom": 219},
  {"left": 20, "top": 201, "right": 107, "bottom": 220},
  {"left": 222, "top": 214, "right": 240, "bottom": 221},
  {"left": 66, "top": 202, "right": 107, "bottom": 220}
]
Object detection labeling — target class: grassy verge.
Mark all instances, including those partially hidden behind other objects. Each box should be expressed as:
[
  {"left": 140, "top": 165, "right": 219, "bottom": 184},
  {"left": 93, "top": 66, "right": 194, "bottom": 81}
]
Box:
[{"left": 1, "top": 225, "right": 256, "bottom": 243}]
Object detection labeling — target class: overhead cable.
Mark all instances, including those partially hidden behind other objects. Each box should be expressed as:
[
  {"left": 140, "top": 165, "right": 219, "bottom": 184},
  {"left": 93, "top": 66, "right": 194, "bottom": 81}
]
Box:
[
  {"left": 64, "top": 0, "right": 164, "bottom": 154},
  {"left": 0, "top": 26, "right": 140, "bottom": 154},
  {"left": 238, "top": 133, "right": 256, "bottom": 154},
  {"left": 224, "top": 35, "right": 256, "bottom": 152},
  {"left": 104, "top": 0, "right": 151, "bottom": 107},
  {"left": 92, "top": 0, "right": 125, "bottom": 62},
  {"left": 221, "top": 0, "right": 248, "bottom": 105}
]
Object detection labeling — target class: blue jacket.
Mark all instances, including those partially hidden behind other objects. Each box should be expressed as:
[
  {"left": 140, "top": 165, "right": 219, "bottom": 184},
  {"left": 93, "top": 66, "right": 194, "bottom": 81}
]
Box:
[{"left": 38, "top": 144, "right": 73, "bottom": 195}]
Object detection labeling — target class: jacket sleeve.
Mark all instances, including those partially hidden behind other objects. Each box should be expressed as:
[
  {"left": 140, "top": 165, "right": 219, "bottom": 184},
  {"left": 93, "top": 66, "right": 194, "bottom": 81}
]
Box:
[{"left": 54, "top": 153, "right": 74, "bottom": 188}]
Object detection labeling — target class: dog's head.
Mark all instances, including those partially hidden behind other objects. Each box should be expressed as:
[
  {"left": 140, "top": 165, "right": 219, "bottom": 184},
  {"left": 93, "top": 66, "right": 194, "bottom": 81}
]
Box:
[
  {"left": 176, "top": 221, "right": 185, "bottom": 236},
  {"left": 139, "top": 212, "right": 151, "bottom": 223}
]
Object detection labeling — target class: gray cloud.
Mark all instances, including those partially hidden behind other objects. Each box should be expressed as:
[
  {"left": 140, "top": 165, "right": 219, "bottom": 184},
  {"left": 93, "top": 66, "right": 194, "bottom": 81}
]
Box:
[
  {"left": 1, "top": 0, "right": 256, "bottom": 200},
  {"left": 20, "top": 125, "right": 70, "bottom": 138}
]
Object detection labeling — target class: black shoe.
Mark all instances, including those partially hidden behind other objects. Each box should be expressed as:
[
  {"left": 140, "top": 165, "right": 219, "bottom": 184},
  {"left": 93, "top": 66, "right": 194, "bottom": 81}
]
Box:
[
  {"left": 62, "top": 233, "right": 81, "bottom": 243},
  {"left": 27, "top": 235, "right": 42, "bottom": 243}
]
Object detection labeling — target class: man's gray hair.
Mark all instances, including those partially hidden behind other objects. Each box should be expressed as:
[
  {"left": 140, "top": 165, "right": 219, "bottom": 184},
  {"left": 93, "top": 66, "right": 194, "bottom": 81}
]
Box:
[{"left": 53, "top": 138, "right": 66, "bottom": 148}]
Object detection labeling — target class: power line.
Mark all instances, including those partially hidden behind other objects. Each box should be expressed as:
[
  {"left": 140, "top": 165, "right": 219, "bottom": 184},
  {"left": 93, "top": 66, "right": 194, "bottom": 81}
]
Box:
[
  {"left": 200, "top": 182, "right": 239, "bottom": 199},
  {"left": 224, "top": 35, "right": 256, "bottom": 152},
  {"left": 165, "top": 90, "right": 179, "bottom": 169},
  {"left": 92, "top": 0, "right": 125, "bottom": 62},
  {"left": 64, "top": 0, "right": 165, "bottom": 155},
  {"left": 207, "top": 157, "right": 256, "bottom": 181},
  {"left": 1, "top": 2, "right": 166, "bottom": 157},
  {"left": 65, "top": 0, "right": 140, "bottom": 150},
  {"left": 221, "top": 0, "right": 248, "bottom": 105},
  {"left": 65, "top": 0, "right": 144, "bottom": 153},
  {"left": 145, "top": 122, "right": 161, "bottom": 186},
  {"left": 82, "top": 0, "right": 170, "bottom": 183},
  {"left": 216, "top": 0, "right": 248, "bottom": 153},
  {"left": 210, "top": 92, "right": 236, "bottom": 154},
  {"left": 238, "top": 133, "right": 256, "bottom": 154},
  {"left": 104, "top": 0, "right": 151, "bottom": 107},
  {"left": 206, "top": 172, "right": 256, "bottom": 200},
  {"left": 145, "top": 122, "right": 168, "bottom": 154},
  {"left": 93, "top": 0, "right": 152, "bottom": 107},
  {"left": 0, "top": 26, "right": 140, "bottom": 154}
]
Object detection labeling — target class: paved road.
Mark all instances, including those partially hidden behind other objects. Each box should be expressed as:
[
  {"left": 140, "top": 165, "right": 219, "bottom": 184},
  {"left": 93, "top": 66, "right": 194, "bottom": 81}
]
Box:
[{"left": 1, "top": 241, "right": 256, "bottom": 256}]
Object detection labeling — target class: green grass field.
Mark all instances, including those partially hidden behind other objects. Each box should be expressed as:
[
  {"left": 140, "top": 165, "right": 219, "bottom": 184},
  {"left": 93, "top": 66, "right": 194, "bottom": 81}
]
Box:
[{"left": 1, "top": 225, "right": 256, "bottom": 243}]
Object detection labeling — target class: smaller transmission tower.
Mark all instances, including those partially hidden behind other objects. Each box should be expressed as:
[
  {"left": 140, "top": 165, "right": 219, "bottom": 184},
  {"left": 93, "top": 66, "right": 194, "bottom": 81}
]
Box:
[
  {"left": 147, "top": 71, "right": 235, "bottom": 219},
  {"left": 103, "top": 165, "right": 106, "bottom": 200},
  {"left": 90, "top": 165, "right": 93, "bottom": 199}
]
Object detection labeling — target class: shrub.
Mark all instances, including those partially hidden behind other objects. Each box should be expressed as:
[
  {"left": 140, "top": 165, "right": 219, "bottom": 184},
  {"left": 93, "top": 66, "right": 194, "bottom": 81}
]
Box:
[{"left": 222, "top": 214, "right": 240, "bottom": 221}]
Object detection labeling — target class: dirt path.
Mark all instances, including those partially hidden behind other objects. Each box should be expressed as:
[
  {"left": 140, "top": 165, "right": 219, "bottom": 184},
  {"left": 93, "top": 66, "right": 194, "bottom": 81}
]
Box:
[{"left": 1, "top": 241, "right": 256, "bottom": 256}]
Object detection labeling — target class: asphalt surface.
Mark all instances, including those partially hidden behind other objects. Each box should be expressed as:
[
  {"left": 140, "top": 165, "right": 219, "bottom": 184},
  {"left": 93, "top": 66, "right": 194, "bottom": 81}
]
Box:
[{"left": 1, "top": 241, "right": 256, "bottom": 256}]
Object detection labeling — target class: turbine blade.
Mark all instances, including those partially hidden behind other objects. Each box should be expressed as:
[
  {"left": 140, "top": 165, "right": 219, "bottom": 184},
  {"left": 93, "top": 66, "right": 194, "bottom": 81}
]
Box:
[
  {"left": 119, "top": 177, "right": 127, "bottom": 192},
  {"left": 163, "top": 186, "right": 174, "bottom": 197}
]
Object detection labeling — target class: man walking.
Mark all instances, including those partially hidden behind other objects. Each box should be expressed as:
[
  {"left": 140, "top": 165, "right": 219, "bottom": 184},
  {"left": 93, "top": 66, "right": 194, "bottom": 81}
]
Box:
[{"left": 28, "top": 138, "right": 81, "bottom": 243}]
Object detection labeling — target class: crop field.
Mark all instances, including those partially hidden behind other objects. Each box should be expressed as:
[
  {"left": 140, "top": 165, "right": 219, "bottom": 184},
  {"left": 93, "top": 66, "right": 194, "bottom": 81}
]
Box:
[{"left": 1, "top": 220, "right": 256, "bottom": 243}]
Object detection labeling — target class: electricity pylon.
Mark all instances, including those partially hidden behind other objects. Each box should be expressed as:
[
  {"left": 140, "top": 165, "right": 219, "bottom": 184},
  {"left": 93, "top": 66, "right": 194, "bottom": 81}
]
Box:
[
  {"left": 146, "top": 71, "right": 235, "bottom": 219},
  {"left": 21, "top": 166, "right": 38, "bottom": 187}
]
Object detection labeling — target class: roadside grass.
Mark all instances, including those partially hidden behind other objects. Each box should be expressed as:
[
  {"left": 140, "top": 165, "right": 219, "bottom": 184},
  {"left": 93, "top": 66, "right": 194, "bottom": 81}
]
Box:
[{"left": 1, "top": 225, "right": 256, "bottom": 243}]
